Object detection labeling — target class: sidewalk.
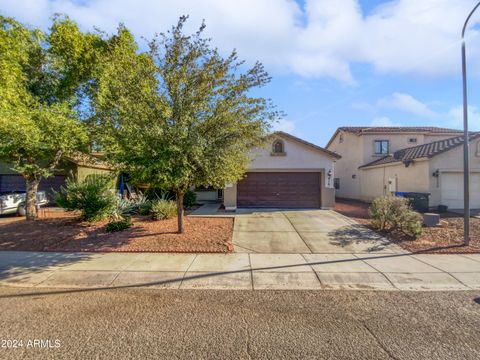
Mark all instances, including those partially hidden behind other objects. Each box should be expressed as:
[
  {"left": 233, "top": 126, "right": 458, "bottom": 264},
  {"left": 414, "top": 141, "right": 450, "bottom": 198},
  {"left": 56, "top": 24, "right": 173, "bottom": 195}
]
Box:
[{"left": 1, "top": 251, "right": 480, "bottom": 291}]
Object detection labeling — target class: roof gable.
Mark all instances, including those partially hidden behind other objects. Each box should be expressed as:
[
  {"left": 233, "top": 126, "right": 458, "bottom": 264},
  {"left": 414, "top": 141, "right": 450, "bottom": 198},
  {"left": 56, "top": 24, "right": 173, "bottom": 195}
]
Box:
[{"left": 273, "top": 131, "right": 341, "bottom": 159}]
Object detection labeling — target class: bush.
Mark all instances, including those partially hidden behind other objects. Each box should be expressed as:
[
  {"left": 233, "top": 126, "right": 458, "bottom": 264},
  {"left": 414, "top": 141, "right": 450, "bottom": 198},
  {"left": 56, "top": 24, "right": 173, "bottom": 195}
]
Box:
[
  {"left": 150, "top": 199, "right": 177, "bottom": 220},
  {"left": 110, "top": 198, "right": 136, "bottom": 220},
  {"left": 183, "top": 190, "right": 197, "bottom": 208},
  {"left": 369, "top": 196, "right": 423, "bottom": 238},
  {"left": 137, "top": 200, "right": 152, "bottom": 215},
  {"left": 106, "top": 217, "right": 132, "bottom": 233},
  {"left": 55, "top": 174, "right": 116, "bottom": 222},
  {"left": 109, "top": 194, "right": 152, "bottom": 219},
  {"left": 144, "top": 187, "right": 173, "bottom": 201},
  {"left": 132, "top": 194, "right": 151, "bottom": 215}
]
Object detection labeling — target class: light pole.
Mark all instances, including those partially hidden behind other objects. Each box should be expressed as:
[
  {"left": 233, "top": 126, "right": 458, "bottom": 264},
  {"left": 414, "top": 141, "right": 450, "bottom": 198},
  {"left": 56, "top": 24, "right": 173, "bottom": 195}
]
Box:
[{"left": 461, "top": 1, "right": 480, "bottom": 246}]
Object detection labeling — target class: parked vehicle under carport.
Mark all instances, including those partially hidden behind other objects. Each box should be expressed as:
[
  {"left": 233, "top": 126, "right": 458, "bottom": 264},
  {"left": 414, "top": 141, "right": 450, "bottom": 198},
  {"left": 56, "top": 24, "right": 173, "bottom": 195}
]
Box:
[{"left": 0, "top": 191, "right": 48, "bottom": 216}]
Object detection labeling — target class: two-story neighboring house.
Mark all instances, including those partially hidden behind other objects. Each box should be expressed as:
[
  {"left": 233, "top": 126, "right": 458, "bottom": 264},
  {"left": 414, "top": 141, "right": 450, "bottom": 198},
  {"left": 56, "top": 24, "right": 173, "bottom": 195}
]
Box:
[{"left": 325, "top": 126, "right": 480, "bottom": 210}]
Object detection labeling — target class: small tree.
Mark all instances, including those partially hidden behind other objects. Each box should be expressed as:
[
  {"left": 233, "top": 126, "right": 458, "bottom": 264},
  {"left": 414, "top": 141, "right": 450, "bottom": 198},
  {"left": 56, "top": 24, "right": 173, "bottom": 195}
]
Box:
[
  {"left": 0, "top": 16, "right": 104, "bottom": 220},
  {"left": 94, "top": 17, "right": 278, "bottom": 233},
  {"left": 369, "top": 196, "right": 423, "bottom": 238}
]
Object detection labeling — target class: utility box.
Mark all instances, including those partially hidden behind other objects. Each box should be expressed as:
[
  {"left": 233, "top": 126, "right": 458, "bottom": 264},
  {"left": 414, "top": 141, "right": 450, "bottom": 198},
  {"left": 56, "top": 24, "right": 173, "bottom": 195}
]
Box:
[
  {"left": 387, "top": 178, "right": 397, "bottom": 193},
  {"left": 423, "top": 213, "right": 440, "bottom": 227}
]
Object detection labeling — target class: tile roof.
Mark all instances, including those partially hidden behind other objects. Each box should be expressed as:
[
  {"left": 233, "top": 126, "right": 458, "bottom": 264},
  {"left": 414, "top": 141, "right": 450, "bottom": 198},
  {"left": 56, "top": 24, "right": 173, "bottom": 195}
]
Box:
[
  {"left": 339, "top": 126, "right": 463, "bottom": 134},
  {"left": 325, "top": 126, "right": 463, "bottom": 149},
  {"left": 273, "top": 131, "right": 341, "bottom": 159},
  {"left": 359, "top": 133, "right": 480, "bottom": 169},
  {"left": 66, "top": 152, "right": 115, "bottom": 170}
]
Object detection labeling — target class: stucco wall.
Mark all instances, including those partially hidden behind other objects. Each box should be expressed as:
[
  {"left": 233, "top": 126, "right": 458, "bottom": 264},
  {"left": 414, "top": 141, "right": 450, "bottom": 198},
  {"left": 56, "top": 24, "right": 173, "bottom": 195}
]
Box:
[
  {"left": 223, "top": 183, "right": 237, "bottom": 211},
  {"left": 428, "top": 140, "right": 480, "bottom": 207},
  {"left": 358, "top": 139, "right": 480, "bottom": 207},
  {"left": 327, "top": 130, "right": 462, "bottom": 201},
  {"left": 327, "top": 131, "right": 362, "bottom": 199},
  {"left": 75, "top": 165, "right": 114, "bottom": 181},
  {"left": 358, "top": 160, "right": 430, "bottom": 202},
  {"left": 0, "top": 160, "right": 75, "bottom": 175},
  {"left": 224, "top": 134, "right": 337, "bottom": 210},
  {"left": 0, "top": 162, "right": 18, "bottom": 175},
  {"left": 249, "top": 134, "right": 335, "bottom": 188}
]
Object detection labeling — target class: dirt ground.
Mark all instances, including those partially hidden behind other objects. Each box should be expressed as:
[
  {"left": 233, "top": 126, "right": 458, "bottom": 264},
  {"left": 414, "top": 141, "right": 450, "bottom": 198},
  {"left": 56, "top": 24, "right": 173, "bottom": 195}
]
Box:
[
  {"left": 0, "top": 210, "right": 233, "bottom": 253},
  {"left": 335, "top": 199, "right": 480, "bottom": 254}
]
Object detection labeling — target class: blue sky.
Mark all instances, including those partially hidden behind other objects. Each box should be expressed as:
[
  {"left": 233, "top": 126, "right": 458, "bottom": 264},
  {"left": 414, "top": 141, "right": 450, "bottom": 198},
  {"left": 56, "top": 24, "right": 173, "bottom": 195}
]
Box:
[{"left": 2, "top": 0, "right": 480, "bottom": 146}]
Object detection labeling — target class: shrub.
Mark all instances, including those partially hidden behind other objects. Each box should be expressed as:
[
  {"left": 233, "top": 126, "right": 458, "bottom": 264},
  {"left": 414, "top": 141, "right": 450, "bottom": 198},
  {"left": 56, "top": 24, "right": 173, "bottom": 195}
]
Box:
[
  {"left": 150, "top": 199, "right": 177, "bottom": 220},
  {"left": 369, "top": 196, "right": 423, "bottom": 238},
  {"left": 55, "top": 174, "right": 116, "bottom": 222},
  {"left": 110, "top": 198, "right": 137, "bottom": 220},
  {"left": 109, "top": 194, "right": 153, "bottom": 219},
  {"left": 144, "top": 188, "right": 173, "bottom": 201},
  {"left": 137, "top": 200, "right": 152, "bottom": 215},
  {"left": 183, "top": 190, "right": 197, "bottom": 208},
  {"left": 106, "top": 217, "right": 132, "bottom": 233},
  {"left": 132, "top": 194, "right": 151, "bottom": 215}
]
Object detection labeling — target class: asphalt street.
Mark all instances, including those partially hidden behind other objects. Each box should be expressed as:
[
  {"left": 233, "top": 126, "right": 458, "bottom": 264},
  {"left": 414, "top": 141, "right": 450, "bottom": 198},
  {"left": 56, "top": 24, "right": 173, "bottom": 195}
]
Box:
[{"left": 1, "top": 287, "right": 479, "bottom": 359}]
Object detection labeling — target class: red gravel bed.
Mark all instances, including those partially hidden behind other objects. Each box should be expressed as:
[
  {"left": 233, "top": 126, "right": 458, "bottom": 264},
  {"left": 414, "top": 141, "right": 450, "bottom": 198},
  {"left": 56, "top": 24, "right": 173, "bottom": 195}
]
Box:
[
  {"left": 335, "top": 199, "right": 480, "bottom": 254},
  {"left": 0, "top": 212, "right": 233, "bottom": 253}
]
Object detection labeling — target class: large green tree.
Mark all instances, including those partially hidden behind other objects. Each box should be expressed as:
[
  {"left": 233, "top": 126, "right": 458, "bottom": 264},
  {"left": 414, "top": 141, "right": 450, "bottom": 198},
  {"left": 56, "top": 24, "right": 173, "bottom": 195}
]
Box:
[
  {"left": 94, "top": 17, "right": 278, "bottom": 233},
  {"left": 0, "top": 16, "right": 102, "bottom": 220}
]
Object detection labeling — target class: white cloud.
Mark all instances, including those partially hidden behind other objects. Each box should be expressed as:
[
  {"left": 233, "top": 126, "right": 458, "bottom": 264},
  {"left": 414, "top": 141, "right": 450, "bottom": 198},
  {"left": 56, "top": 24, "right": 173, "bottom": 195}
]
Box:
[
  {"left": 2, "top": 0, "right": 480, "bottom": 83},
  {"left": 378, "top": 92, "right": 436, "bottom": 118},
  {"left": 272, "top": 119, "right": 296, "bottom": 134},
  {"left": 446, "top": 105, "right": 480, "bottom": 131},
  {"left": 357, "top": 92, "right": 480, "bottom": 131},
  {"left": 370, "top": 116, "right": 402, "bottom": 127}
]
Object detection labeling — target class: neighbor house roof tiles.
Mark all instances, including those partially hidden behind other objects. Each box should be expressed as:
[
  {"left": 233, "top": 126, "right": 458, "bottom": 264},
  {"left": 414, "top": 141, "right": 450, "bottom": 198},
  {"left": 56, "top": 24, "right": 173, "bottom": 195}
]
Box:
[
  {"left": 325, "top": 126, "right": 463, "bottom": 148},
  {"left": 338, "top": 126, "right": 463, "bottom": 134},
  {"left": 359, "top": 133, "right": 480, "bottom": 169}
]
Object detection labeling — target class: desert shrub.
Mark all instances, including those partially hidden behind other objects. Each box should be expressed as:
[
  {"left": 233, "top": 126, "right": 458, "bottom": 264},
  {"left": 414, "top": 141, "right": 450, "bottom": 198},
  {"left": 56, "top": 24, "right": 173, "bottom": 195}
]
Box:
[
  {"left": 132, "top": 194, "right": 151, "bottom": 214},
  {"left": 55, "top": 174, "right": 116, "bottom": 222},
  {"left": 144, "top": 187, "right": 174, "bottom": 201},
  {"left": 183, "top": 190, "right": 197, "bottom": 208},
  {"left": 106, "top": 217, "right": 132, "bottom": 233},
  {"left": 150, "top": 199, "right": 177, "bottom": 220},
  {"left": 369, "top": 196, "right": 423, "bottom": 237},
  {"left": 137, "top": 200, "right": 152, "bottom": 215},
  {"left": 110, "top": 198, "right": 137, "bottom": 220},
  {"left": 109, "top": 194, "right": 152, "bottom": 218}
]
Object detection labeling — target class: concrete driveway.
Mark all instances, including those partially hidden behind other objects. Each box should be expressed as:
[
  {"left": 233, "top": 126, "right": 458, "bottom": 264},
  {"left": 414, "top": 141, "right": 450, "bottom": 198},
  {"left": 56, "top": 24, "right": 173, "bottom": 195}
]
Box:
[{"left": 233, "top": 209, "right": 403, "bottom": 254}]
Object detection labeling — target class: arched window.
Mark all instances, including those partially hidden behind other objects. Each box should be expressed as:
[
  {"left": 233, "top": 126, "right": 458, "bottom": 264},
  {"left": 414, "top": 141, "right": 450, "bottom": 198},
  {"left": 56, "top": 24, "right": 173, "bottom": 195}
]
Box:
[{"left": 272, "top": 139, "right": 285, "bottom": 155}]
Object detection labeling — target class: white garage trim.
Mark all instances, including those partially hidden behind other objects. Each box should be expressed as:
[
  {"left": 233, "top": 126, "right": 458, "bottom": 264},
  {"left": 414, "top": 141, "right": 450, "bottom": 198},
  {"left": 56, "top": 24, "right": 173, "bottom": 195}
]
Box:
[{"left": 440, "top": 172, "right": 480, "bottom": 209}]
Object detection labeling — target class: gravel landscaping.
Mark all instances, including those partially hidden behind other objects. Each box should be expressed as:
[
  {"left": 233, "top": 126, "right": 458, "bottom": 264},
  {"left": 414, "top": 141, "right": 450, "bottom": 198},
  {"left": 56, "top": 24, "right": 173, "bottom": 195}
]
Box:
[
  {"left": 335, "top": 199, "right": 480, "bottom": 253},
  {"left": 0, "top": 210, "right": 233, "bottom": 253}
]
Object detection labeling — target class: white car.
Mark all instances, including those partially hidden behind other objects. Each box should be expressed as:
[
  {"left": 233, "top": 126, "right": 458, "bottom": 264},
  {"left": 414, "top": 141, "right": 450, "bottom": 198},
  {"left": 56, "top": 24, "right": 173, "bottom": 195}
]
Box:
[{"left": 0, "top": 191, "right": 48, "bottom": 216}]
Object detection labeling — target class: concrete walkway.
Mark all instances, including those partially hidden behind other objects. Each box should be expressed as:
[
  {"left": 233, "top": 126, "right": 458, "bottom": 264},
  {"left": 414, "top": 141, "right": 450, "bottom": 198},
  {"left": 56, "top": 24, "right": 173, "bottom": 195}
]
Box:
[
  {"left": 1, "top": 251, "right": 480, "bottom": 291},
  {"left": 188, "top": 203, "right": 227, "bottom": 216}
]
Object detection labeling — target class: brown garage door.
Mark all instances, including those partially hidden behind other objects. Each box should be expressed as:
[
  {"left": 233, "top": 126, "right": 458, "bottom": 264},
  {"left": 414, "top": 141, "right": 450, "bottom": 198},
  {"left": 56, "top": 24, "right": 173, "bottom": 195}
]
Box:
[{"left": 237, "top": 172, "right": 321, "bottom": 208}]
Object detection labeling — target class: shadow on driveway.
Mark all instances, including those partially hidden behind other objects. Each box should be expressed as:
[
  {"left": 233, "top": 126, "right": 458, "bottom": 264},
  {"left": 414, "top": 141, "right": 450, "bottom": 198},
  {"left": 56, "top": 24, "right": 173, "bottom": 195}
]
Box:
[{"left": 327, "top": 224, "right": 393, "bottom": 252}]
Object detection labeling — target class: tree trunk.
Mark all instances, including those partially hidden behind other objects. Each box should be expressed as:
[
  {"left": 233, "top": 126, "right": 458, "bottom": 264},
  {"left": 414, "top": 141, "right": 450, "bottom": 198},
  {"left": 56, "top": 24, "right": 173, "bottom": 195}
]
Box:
[
  {"left": 176, "top": 191, "right": 184, "bottom": 234},
  {"left": 25, "top": 178, "right": 40, "bottom": 221}
]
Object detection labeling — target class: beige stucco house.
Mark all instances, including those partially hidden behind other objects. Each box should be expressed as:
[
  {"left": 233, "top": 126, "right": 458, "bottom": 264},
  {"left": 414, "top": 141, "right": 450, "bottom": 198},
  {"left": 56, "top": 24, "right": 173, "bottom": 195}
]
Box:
[
  {"left": 326, "top": 126, "right": 480, "bottom": 210},
  {"left": 219, "top": 131, "right": 340, "bottom": 210}
]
